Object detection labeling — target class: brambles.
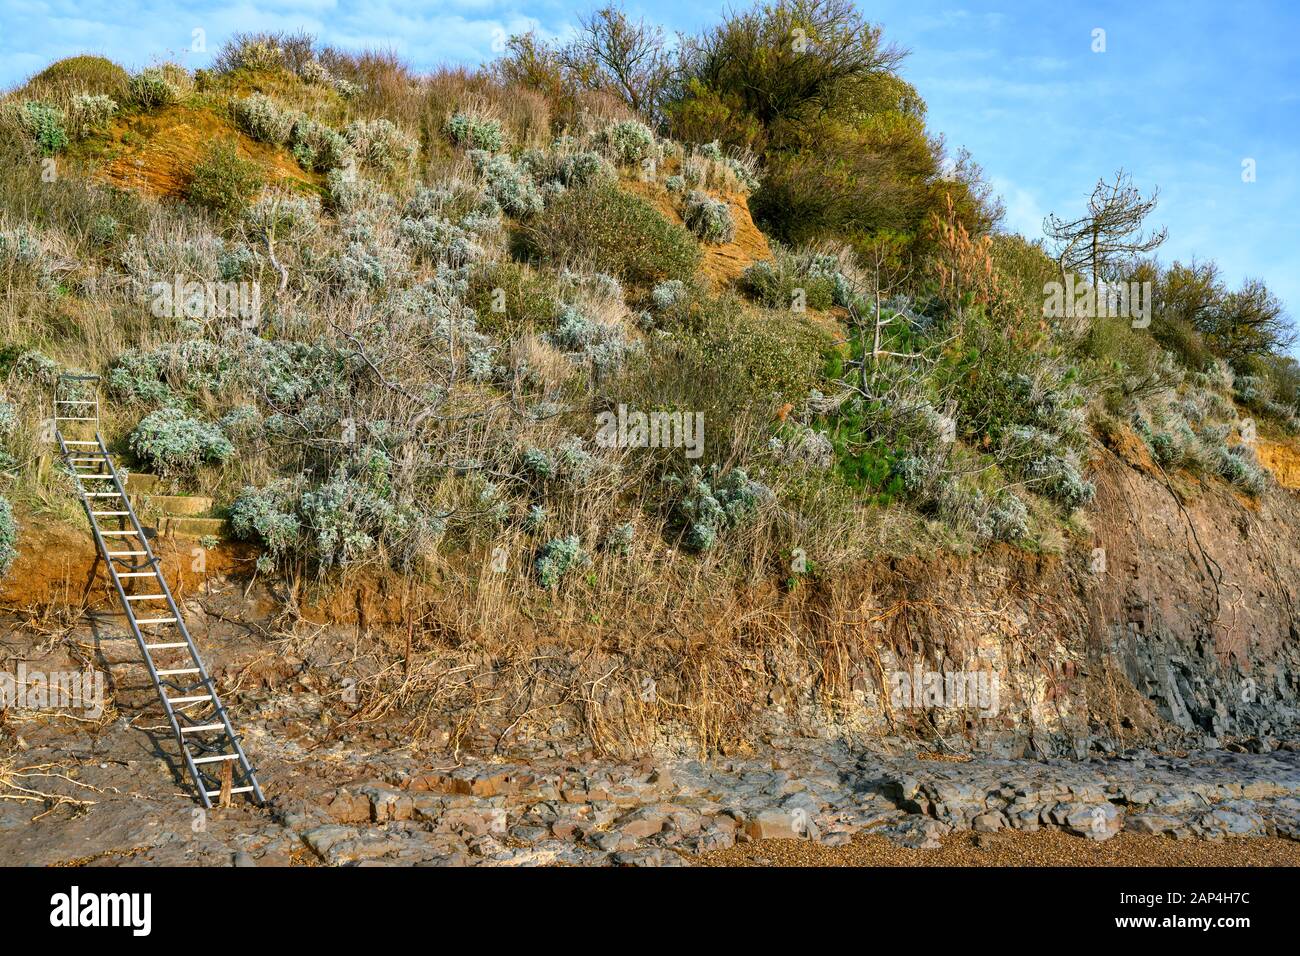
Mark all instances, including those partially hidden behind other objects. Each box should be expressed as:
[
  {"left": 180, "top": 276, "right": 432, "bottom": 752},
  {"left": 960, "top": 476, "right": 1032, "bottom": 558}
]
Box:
[
  {"left": 522, "top": 182, "right": 699, "bottom": 285},
  {"left": 682, "top": 190, "right": 735, "bottom": 243},
  {"left": 128, "top": 68, "right": 181, "bottom": 110},
  {"left": 129, "top": 407, "right": 233, "bottom": 478},
  {"left": 445, "top": 112, "right": 504, "bottom": 152},
  {"left": 186, "top": 141, "right": 263, "bottom": 218}
]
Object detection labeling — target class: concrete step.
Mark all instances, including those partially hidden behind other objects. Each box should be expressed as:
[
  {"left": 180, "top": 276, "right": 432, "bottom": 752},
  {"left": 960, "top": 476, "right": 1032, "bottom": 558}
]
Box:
[
  {"left": 156, "top": 515, "right": 228, "bottom": 538},
  {"left": 124, "top": 473, "right": 166, "bottom": 495},
  {"left": 135, "top": 494, "right": 215, "bottom": 517}
]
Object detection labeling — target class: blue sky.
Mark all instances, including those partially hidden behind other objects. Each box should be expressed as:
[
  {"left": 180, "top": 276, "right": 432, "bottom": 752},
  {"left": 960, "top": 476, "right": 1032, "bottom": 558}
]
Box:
[{"left": 3, "top": 1, "right": 1297, "bottom": 345}]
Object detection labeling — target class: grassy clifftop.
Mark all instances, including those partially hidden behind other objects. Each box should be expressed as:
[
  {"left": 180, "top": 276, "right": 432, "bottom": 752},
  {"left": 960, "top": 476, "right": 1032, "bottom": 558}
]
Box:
[{"left": 0, "top": 17, "right": 1295, "bottom": 608}]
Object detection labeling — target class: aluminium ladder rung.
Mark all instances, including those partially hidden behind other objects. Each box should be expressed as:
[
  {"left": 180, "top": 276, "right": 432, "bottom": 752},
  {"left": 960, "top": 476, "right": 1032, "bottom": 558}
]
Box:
[
  {"left": 77, "top": 474, "right": 115, "bottom": 480},
  {"left": 117, "top": 571, "right": 158, "bottom": 578},
  {"left": 107, "top": 550, "right": 146, "bottom": 556},
  {"left": 191, "top": 754, "right": 238, "bottom": 765},
  {"left": 135, "top": 617, "right": 179, "bottom": 625},
  {"left": 125, "top": 594, "right": 167, "bottom": 600},
  {"left": 203, "top": 786, "right": 255, "bottom": 797},
  {"left": 181, "top": 723, "right": 226, "bottom": 734},
  {"left": 157, "top": 668, "right": 201, "bottom": 676},
  {"left": 85, "top": 492, "right": 123, "bottom": 498},
  {"left": 101, "top": 530, "right": 141, "bottom": 536},
  {"left": 92, "top": 511, "right": 130, "bottom": 516},
  {"left": 145, "top": 642, "right": 188, "bottom": 650},
  {"left": 168, "top": 694, "right": 214, "bottom": 705},
  {"left": 63, "top": 440, "right": 99, "bottom": 445}
]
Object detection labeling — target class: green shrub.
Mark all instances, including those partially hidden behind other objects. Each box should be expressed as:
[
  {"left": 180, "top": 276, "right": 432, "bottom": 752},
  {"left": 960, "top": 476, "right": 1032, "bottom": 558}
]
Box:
[
  {"left": 597, "top": 120, "right": 654, "bottom": 164},
  {"left": 290, "top": 118, "right": 353, "bottom": 172},
  {"left": 680, "top": 301, "right": 832, "bottom": 400},
  {"left": 666, "top": 465, "right": 770, "bottom": 552},
  {"left": 535, "top": 534, "right": 588, "bottom": 588},
  {"left": 15, "top": 101, "right": 68, "bottom": 154},
  {"left": 345, "top": 118, "right": 417, "bottom": 172},
  {"left": 470, "top": 150, "right": 543, "bottom": 218},
  {"left": 682, "top": 190, "right": 735, "bottom": 243},
  {"left": 186, "top": 141, "right": 263, "bottom": 218},
  {"left": 129, "top": 68, "right": 180, "bottom": 110},
  {"left": 129, "top": 407, "right": 233, "bottom": 477},
  {"left": 68, "top": 94, "right": 118, "bottom": 139},
  {"left": 230, "top": 479, "right": 301, "bottom": 568},
  {"left": 0, "top": 496, "right": 17, "bottom": 577},
  {"left": 465, "top": 261, "right": 560, "bottom": 336},
  {"left": 521, "top": 182, "right": 699, "bottom": 285},
  {"left": 445, "top": 112, "right": 504, "bottom": 151},
  {"left": 231, "top": 94, "right": 294, "bottom": 144}
]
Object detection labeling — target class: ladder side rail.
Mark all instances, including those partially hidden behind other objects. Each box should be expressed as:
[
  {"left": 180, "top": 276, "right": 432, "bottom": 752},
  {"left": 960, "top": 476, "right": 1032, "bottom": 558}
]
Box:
[
  {"left": 96, "top": 434, "right": 263, "bottom": 803},
  {"left": 73, "top": 433, "right": 213, "bottom": 808}
]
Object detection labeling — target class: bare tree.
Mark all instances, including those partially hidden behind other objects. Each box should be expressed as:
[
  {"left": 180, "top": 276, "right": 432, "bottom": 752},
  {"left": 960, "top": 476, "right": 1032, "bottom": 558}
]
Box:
[
  {"left": 1043, "top": 169, "right": 1167, "bottom": 289},
  {"left": 559, "top": 5, "right": 675, "bottom": 118}
]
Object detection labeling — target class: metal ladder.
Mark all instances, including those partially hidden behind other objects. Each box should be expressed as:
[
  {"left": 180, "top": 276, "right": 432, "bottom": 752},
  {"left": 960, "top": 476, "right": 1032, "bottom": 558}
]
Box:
[{"left": 53, "top": 374, "right": 264, "bottom": 808}]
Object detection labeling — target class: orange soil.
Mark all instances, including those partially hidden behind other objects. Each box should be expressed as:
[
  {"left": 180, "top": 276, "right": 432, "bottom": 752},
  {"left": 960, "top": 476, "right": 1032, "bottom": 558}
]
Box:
[
  {"left": 0, "top": 516, "right": 257, "bottom": 612},
  {"left": 624, "top": 178, "right": 772, "bottom": 288},
  {"left": 95, "top": 105, "right": 317, "bottom": 199},
  {"left": 1258, "top": 438, "right": 1300, "bottom": 490}
]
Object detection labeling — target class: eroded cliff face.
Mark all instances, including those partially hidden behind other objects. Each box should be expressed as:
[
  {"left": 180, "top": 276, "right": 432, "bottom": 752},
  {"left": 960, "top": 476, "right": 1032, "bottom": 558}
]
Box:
[
  {"left": 773, "top": 433, "right": 1300, "bottom": 755},
  {"left": 3, "top": 435, "right": 1296, "bottom": 760},
  {"left": 1086, "top": 437, "right": 1300, "bottom": 746}
]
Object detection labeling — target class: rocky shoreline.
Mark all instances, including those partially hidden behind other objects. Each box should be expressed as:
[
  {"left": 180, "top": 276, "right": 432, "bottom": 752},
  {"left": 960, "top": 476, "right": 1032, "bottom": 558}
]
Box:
[{"left": 5, "top": 707, "right": 1300, "bottom": 866}]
